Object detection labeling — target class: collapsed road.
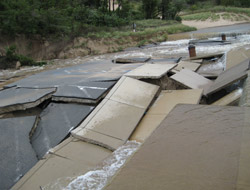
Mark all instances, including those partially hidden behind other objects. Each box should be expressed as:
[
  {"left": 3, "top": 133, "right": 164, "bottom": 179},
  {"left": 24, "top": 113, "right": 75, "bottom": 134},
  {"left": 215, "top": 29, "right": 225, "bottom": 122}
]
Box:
[{"left": 1, "top": 29, "right": 250, "bottom": 190}]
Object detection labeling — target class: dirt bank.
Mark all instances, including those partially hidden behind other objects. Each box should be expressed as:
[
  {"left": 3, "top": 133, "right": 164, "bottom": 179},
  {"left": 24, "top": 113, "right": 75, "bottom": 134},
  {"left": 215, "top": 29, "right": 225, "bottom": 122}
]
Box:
[{"left": 0, "top": 33, "right": 163, "bottom": 61}]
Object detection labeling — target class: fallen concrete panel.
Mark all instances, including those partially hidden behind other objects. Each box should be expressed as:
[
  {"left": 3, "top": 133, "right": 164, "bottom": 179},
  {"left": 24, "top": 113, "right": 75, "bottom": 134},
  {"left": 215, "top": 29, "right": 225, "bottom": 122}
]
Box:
[
  {"left": 172, "top": 60, "right": 200, "bottom": 73},
  {"left": 0, "top": 87, "right": 56, "bottom": 114},
  {"left": 31, "top": 103, "right": 94, "bottom": 159},
  {"left": 189, "top": 39, "right": 231, "bottom": 46},
  {"left": 204, "top": 60, "right": 249, "bottom": 96},
  {"left": 226, "top": 48, "right": 249, "bottom": 70},
  {"left": 212, "top": 88, "right": 243, "bottom": 106},
  {"left": 130, "top": 89, "right": 203, "bottom": 142},
  {"left": 189, "top": 52, "right": 224, "bottom": 60},
  {"left": 52, "top": 81, "right": 115, "bottom": 104},
  {"left": 72, "top": 77, "right": 159, "bottom": 150},
  {"left": 125, "top": 63, "right": 177, "bottom": 79},
  {"left": 105, "top": 104, "right": 250, "bottom": 190},
  {"left": 72, "top": 99, "right": 145, "bottom": 151},
  {"left": 151, "top": 57, "right": 181, "bottom": 63},
  {"left": 170, "top": 69, "right": 213, "bottom": 90},
  {"left": 115, "top": 57, "right": 151, "bottom": 64},
  {"left": 106, "top": 76, "right": 160, "bottom": 108},
  {"left": 0, "top": 116, "right": 38, "bottom": 190},
  {"left": 13, "top": 137, "right": 111, "bottom": 190}
]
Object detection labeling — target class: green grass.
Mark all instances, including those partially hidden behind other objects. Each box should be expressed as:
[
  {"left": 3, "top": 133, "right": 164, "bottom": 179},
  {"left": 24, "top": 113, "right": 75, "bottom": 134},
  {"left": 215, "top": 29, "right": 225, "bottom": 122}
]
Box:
[{"left": 85, "top": 21, "right": 196, "bottom": 40}]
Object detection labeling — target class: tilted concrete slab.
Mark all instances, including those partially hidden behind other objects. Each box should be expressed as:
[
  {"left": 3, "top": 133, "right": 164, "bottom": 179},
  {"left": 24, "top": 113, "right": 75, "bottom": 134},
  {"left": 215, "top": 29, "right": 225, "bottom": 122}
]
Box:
[
  {"left": 172, "top": 60, "right": 200, "bottom": 73},
  {"left": 170, "top": 69, "right": 213, "bottom": 91},
  {"left": 31, "top": 103, "right": 94, "bottom": 159},
  {"left": 115, "top": 57, "right": 151, "bottom": 64},
  {"left": 72, "top": 77, "right": 159, "bottom": 150},
  {"left": 188, "top": 52, "right": 224, "bottom": 60},
  {"left": 212, "top": 88, "right": 243, "bottom": 106},
  {"left": 130, "top": 89, "right": 203, "bottom": 142},
  {"left": 52, "top": 81, "right": 115, "bottom": 104},
  {"left": 0, "top": 116, "right": 38, "bottom": 190},
  {"left": 106, "top": 76, "right": 160, "bottom": 108},
  {"left": 204, "top": 60, "right": 249, "bottom": 96},
  {"left": 13, "top": 137, "right": 112, "bottom": 190},
  {"left": 189, "top": 39, "right": 231, "bottom": 46},
  {"left": 124, "top": 63, "right": 177, "bottom": 79},
  {"left": 105, "top": 104, "right": 250, "bottom": 190},
  {"left": 73, "top": 128, "right": 124, "bottom": 151},
  {"left": 150, "top": 57, "right": 181, "bottom": 63},
  {"left": 226, "top": 48, "right": 249, "bottom": 70},
  {"left": 0, "top": 87, "right": 56, "bottom": 114},
  {"left": 72, "top": 99, "right": 145, "bottom": 151}
]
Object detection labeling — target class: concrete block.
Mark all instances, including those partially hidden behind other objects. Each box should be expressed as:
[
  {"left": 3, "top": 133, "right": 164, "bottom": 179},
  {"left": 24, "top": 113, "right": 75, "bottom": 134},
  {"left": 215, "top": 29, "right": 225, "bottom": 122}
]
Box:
[
  {"left": 125, "top": 63, "right": 177, "bottom": 79},
  {"left": 170, "top": 69, "right": 213, "bottom": 91}
]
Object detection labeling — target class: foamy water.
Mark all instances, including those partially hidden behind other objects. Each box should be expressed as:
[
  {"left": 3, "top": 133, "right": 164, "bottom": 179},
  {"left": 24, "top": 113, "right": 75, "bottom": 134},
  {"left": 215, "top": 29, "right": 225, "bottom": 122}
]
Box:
[{"left": 65, "top": 141, "right": 140, "bottom": 190}]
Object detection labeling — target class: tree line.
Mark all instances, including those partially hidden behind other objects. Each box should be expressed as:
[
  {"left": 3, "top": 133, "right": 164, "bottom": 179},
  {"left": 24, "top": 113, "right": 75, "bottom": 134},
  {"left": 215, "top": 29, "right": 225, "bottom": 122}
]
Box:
[{"left": 0, "top": 0, "right": 249, "bottom": 37}]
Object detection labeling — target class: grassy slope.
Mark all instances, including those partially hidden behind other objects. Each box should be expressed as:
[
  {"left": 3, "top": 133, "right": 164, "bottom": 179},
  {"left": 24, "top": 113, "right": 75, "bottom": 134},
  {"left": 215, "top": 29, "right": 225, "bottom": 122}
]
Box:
[{"left": 181, "top": 6, "right": 250, "bottom": 21}]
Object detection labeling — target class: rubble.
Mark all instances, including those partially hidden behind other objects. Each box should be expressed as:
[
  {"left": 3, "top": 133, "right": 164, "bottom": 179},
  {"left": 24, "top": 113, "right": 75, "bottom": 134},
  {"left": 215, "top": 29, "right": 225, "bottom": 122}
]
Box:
[{"left": 4, "top": 32, "right": 250, "bottom": 190}]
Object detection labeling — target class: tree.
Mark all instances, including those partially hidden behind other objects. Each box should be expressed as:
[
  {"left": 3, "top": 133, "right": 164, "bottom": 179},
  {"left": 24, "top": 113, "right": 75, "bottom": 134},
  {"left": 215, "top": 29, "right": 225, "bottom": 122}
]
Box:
[{"left": 142, "top": 0, "right": 159, "bottom": 19}]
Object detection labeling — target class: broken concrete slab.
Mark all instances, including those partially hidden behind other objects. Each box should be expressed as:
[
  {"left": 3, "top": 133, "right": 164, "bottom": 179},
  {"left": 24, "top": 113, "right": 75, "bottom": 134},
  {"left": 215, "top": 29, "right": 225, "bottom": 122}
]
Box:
[
  {"left": 170, "top": 69, "right": 213, "bottom": 90},
  {"left": 188, "top": 52, "right": 224, "bottom": 60},
  {"left": 73, "top": 128, "right": 124, "bottom": 151},
  {"left": 31, "top": 103, "right": 94, "bottom": 159},
  {"left": 106, "top": 76, "right": 160, "bottom": 108},
  {"left": 226, "top": 48, "right": 249, "bottom": 70},
  {"left": 115, "top": 57, "right": 151, "bottom": 64},
  {"left": 130, "top": 89, "right": 203, "bottom": 142},
  {"left": 150, "top": 57, "right": 181, "bottom": 63},
  {"left": 124, "top": 63, "right": 177, "bottom": 79},
  {"left": 212, "top": 88, "right": 243, "bottom": 106},
  {"left": 72, "top": 77, "right": 159, "bottom": 150},
  {"left": 72, "top": 99, "right": 145, "bottom": 151},
  {"left": 0, "top": 116, "right": 38, "bottom": 190},
  {"left": 204, "top": 59, "right": 249, "bottom": 96},
  {"left": 52, "top": 81, "right": 115, "bottom": 104},
  {"left": 189, "top": 39, "right": 231, "bottom": 46},
  {"left": 13, "top": 137, "right": 112, "bottom": 190},
  {"left": 171, "top": 60, "right": 200, "bottom": 73},
  {"left": 105, "top": 104, "right": 250, "bottom": 190},
  {"left": 0, "top": 87, "right": 56, "bottom": 114}
]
